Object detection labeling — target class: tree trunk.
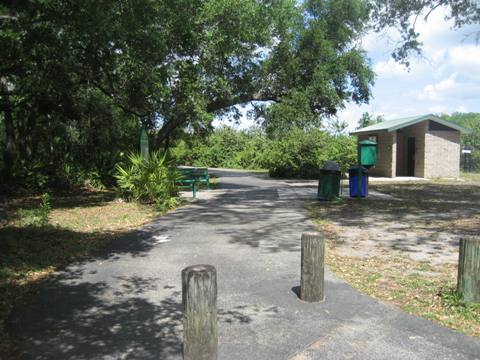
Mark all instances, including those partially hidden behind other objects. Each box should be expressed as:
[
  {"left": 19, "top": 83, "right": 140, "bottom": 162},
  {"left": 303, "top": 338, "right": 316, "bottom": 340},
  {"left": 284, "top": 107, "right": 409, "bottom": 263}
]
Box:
[
  {"left": 2, "top": 106, "right": 16, "bottom": 182},
  {"left": 155, "top": 117, "right": 185, "bottom": 150}
]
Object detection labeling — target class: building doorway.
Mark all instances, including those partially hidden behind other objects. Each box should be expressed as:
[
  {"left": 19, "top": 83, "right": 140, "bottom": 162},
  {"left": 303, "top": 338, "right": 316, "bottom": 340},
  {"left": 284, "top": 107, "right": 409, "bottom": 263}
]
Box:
[{"left": 407, "top": 137, "right": 415, "bottom": 176}]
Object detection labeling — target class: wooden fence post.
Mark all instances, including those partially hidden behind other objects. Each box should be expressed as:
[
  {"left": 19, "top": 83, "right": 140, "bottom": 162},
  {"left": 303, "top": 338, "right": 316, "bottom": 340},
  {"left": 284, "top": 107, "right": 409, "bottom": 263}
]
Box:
[
  {"left": 457, "top": 238, "right": 480, "bottom": 303},
  {"left": 300, "top": 232, "right": 325, "bottom": 302},
  {"left": 182, "top": 264, "right": 218, "bottom": 360}
]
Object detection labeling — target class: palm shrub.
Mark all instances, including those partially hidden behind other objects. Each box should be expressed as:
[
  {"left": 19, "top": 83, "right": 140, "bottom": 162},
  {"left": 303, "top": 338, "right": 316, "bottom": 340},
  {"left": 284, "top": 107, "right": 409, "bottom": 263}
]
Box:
[{"left": 115, "top": 152, "right": 180, "bottom": 211}]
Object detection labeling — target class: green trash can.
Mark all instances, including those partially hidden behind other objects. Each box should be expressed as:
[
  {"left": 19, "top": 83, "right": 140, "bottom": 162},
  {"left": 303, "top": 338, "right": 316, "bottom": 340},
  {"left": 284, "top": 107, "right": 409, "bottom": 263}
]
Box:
[
  {"left": 358, "top": 140, "right": 377, "bottom": 167},
  {"left": 317, "top": 161, "right": 341, "bottom": 200}
]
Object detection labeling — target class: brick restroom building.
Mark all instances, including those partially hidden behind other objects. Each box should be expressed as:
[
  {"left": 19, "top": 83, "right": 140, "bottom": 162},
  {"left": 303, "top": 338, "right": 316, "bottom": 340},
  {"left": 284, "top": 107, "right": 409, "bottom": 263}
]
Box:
[{"left": 350, "top": 114, "right": 471, "bottom": 178}]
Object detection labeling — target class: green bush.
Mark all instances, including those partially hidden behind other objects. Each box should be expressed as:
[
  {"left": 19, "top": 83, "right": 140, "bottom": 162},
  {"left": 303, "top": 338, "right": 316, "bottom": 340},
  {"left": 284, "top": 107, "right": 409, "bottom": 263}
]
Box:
[
  {"left": 172, "top": 127, "right": 268, "bottom": 170},
  {"left": 263, "top": 128, "right": 356, "bottom": 178},
  {"left": 115, "top": 152, "right": 180, "bottom": 211},
  {"left": 170, "top": 127, "right": 357, "bottom": 179},
  {"left": 17, "top": 193, "right": 52, "bottom": 227},
  {"left": 191, "top": 127, "right": 252, "bottom": 168}
]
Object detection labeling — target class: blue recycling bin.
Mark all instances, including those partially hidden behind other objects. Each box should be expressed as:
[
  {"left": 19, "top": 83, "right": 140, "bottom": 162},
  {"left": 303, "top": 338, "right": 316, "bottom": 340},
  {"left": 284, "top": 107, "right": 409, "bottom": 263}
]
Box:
[{"left": 348, "top": 166, "right": 368, "bottom": 198}]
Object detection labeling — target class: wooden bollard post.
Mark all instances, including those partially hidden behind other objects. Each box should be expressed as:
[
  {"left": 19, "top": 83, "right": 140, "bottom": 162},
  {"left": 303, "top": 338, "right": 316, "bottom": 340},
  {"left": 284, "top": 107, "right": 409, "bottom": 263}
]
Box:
[
  {"left": 182, "top": 264, "right": 218, "bottom": 360},
  {"left": 300, "top": 232, "right": 325, "bottom": 302},
  {"left": 457, "top": 238, "right": 480, "bottom": 302}
]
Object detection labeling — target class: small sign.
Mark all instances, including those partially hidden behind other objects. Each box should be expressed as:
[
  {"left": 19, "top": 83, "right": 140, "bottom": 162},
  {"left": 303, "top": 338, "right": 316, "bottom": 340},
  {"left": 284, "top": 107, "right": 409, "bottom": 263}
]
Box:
[
  {"left": 462, "top": 149, "right": 472, "bottom": 154},
  {"left": 140, "top": 127, "right": 149, "bottom": 159}
]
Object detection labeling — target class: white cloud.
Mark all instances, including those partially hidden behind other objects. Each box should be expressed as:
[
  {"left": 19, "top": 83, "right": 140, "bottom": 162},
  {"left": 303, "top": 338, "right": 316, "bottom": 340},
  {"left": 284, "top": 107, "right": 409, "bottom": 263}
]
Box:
[
  {"left": 418, "top": 74, "right": 480, "bottom": 101},
  {"left": 361, "top": 28, "right": 401, "bottom": 56},
  {"left": 336, "top": 103, "right": 370, "bottom": 131},
  {"left": 448, "top": 45, "right": 480, "bottom": 78},
  {"left": 373, "top": 59, "right": 411, "bottom": 79},
  {"left": 428, "top": 105, "right": 448, "bottom": 114},
  {"left": 419, "top": 75, "right": 458, "bottom": 101},
  {"left": 373, "top": 57, "right": 433, "bottom": 79}
]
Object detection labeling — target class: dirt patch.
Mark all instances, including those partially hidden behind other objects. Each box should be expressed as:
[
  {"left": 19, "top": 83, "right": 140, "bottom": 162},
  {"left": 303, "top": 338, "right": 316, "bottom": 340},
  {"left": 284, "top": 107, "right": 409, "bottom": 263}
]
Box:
[
  {"left": 308, "top": 181, "right": 480, "bottom": 265},
  {"left": 325, "top": 247, "right": 480, "bottom": 337},
  {"left": 308, "top": 179, "right": 480, "bottom": 336}
]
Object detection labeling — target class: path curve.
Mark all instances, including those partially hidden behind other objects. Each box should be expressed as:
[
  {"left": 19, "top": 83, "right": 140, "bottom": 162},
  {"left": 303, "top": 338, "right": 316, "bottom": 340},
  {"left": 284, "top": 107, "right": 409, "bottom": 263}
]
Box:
[{"left": 10, "top": 169, "right": 480, "bottom": 359}]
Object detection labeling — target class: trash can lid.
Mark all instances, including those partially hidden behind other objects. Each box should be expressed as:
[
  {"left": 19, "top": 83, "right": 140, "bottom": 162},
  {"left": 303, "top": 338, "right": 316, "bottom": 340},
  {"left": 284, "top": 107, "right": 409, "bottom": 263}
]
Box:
[
  {"left": 322, "top": 161, "right": 340, "bottom": 171},
  {"left": 348, "top": 165, "right": 368, "bottom": 175},
  {"left": 359, "top": 140, "right": 377, "bottom": 146}
]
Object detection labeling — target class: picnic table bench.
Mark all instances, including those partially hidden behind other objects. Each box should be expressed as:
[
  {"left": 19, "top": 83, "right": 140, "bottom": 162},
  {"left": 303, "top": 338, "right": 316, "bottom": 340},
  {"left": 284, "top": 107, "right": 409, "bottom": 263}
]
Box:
[{"left": 177, "top": 167, "right": 210, "bottom": 198}]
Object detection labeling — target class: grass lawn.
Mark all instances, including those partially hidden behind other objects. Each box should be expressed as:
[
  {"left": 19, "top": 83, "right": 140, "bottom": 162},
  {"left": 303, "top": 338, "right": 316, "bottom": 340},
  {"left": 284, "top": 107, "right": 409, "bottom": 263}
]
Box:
[
  {"left": 461, "top": 171, "right": 480, "bottom": 183},
  {"left": 308, "top": 174, "right": 480, "bottom": 337},
  {"left": 0, "top": 190, "right": 168, "bottom": 357}
]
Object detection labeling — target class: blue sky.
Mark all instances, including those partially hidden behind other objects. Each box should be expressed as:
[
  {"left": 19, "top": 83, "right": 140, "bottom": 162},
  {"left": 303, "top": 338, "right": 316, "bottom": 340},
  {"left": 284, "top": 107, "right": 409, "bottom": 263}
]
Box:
[
  {"left": 339, "top": 7, "right": 480, "bottom": 131},
  {"left": 214, "top": 7, "right": 480, "bottom": 131}
]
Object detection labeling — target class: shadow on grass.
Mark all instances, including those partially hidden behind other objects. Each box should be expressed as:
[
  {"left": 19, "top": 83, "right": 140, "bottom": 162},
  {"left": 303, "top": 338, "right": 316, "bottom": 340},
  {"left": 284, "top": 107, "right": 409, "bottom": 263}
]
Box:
[
  {"left": 0, "top": 220, "right": 173, "bottom": 286},
  {"left": 0, "top": 189, "right": 118, "bottom": 226},
  {"left": 315, "top": 181, "right": 480, "bottom": 228},
  {"left": 308, "top": 182, "right": 480, "bottom": 260},
  {"left": 371, "top": 182, "right": 480, "bottom": 204},
  {"left": 0, "top": 220, "right": 178, "bottom": 359}
]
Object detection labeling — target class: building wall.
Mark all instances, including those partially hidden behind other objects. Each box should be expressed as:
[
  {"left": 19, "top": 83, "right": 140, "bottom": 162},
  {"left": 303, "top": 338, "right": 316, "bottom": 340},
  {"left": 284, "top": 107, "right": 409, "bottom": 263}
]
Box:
[
  {"left": 358, "top": 132, "right": 396, "bottom": 177},
  {"left": 424, "top": 129, "right": 460, "bottom": 178},
  {"left": 396, "top": 130, "right": 405, "bottom": 176},
  {"left": 357, "top": 120, "right": 461, "bottom": 178}
]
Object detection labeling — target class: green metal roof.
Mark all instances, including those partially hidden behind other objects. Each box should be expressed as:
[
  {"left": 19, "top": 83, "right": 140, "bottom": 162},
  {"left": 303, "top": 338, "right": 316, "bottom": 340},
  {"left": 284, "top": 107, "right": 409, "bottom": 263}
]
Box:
[{"left": 350, "top": 114, "right": 471, "bottom": 135}]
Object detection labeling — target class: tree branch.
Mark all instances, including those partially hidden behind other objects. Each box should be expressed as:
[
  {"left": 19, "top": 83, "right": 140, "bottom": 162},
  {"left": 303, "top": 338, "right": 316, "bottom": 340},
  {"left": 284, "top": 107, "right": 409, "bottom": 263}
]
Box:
[
  {"left": 206, "top": 92, "right": 281, "bottom": 113},
  {"left": 92, "top": 81, "right": 151, "bottom": 118}
]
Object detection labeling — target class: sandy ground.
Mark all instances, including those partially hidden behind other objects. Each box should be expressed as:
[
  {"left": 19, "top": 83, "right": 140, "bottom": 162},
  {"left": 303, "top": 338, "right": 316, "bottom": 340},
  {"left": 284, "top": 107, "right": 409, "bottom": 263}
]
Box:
[{"left": 286, "top": 180, "right": 480, "bottom": 265}]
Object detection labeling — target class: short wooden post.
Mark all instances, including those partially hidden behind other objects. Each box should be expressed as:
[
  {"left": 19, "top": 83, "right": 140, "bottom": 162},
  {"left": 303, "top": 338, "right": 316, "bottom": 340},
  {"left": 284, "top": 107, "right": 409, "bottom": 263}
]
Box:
[
  {"left": 457, "top": 238, "right": 480, "bottom": 302},
  {"left": 300, "top": 232, "right": 325, "bottom": 302},
  {"left": 182, "top": 264, "right": 218, "bottom": 360}
]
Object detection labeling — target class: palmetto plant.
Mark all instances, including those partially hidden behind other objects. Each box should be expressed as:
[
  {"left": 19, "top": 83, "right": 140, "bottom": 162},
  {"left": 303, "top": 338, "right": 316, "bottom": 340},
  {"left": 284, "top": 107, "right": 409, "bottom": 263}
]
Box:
[{"left": 115, "top": 152, "right": 181, "bottom": 211}]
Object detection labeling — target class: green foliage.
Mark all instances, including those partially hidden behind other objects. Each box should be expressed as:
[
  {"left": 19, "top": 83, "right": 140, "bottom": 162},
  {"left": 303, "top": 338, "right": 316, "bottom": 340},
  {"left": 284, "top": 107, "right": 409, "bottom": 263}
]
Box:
[
  {"left": 172, "top": 127, "right": 356, "bottom": 178},
  {"left": 357, "top": 112, "right": 384, "bottom": 129},
  {"left": 4, "top": 0, "right": 477, "bottom": 190},
  {"left": 17, "top": 193, "right": 52, "bottom": 227},
  {"left": 263, "top": 128, "right": 356, "bottom": 178},
  {"left": 115, "top": 152, "right": 180, "bottom": 211},
  {"left": 1, "top": 0, "right": 375, "bottom": 190},
  {"left": 38, "top": 193, "right": 52, "bottom": 226},
  {"left": 255, "top": 0, "right": 374, "bottom": 136},
  {"left": 187, "top": 127, "right": 267, "bottom": 169},
  {"left": 439, "top": 286, "right": 480, "bottom": 321}
]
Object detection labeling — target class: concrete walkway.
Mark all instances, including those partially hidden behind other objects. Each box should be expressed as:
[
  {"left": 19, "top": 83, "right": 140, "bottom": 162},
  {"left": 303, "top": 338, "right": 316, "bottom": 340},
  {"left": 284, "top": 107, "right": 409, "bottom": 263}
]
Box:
[{"left": 10, "top": 170, "right": 480, "bottom": 359}]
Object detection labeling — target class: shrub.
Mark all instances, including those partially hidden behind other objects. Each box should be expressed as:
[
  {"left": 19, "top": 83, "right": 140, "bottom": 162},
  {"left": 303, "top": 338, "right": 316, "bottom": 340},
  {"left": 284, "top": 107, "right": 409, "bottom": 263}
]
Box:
[
  {"left": 263, "top": 128, "right": 356, "bottom": 178},
  {"left": 172, "top": 127, "right": 268, "bottom": 170},
  {"left": 190, "top": 127, "right": 251, "bottom": 168},
  {"left": 115, "top": 152, "right": 180, "bottom": 211},
  {"left": 170, "top": 127, "right": 357, "bottom": 178},
  {"left": 17, "top": 193, "right": 52, "bottom": 227},
  {"left": 38, "top": 193, "right": 52, "bottom": 226}
]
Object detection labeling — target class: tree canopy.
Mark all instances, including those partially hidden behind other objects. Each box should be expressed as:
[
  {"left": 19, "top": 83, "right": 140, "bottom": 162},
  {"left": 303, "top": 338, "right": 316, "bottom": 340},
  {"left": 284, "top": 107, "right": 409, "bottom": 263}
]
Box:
[
  {"left": 356, "top": 112, "right": 384, "bottom": 129},
  {"left": 0, "top": 0, "right": 375, "bottom": 186},
  {"left": 1, "top": 0, "right": 478, "bottom": 188}
]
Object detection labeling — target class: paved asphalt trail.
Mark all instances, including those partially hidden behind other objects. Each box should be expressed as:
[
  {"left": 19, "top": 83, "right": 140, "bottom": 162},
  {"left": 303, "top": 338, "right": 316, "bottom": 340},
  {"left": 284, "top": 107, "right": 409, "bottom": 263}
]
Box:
[{"left": 10, "top": 170, "right": 480, "bottom": 359}]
